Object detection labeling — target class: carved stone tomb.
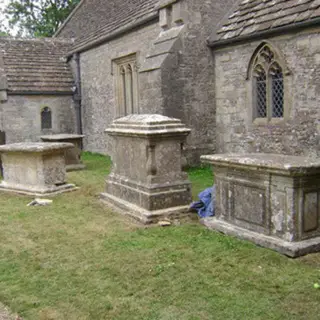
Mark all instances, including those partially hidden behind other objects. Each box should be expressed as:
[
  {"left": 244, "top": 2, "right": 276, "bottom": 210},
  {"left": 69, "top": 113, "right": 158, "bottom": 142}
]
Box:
[
  {"left": 0, "top": 142, "right": 77, "bottom": 196},
  {"left": 201, "top": 153, "right": 320, "bottom": 257},
  {"left": 41, "top": 134, "right": 85, "bottom": 171},
  {"left": 101, "top": 114, "right": 192, "bottom": 223}
]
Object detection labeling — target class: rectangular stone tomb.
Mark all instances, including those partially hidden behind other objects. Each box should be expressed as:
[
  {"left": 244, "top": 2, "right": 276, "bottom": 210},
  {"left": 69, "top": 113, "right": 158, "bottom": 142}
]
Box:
[
  {"left": 201, "top": 153, "right": 320, "bottom": 257},
  {"left": 0, "top": 142, "right": 77, "bottom": 196},
  {"left": 101, "top": 114, "right": 192, "bottom": 224},
  {"left": 41, "top": 134, "right": 85, "bottom": 171}
]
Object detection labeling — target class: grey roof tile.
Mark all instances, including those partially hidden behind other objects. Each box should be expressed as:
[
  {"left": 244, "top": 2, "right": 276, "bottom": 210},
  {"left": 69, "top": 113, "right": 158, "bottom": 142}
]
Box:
[
  {"left": 55, "top": 0, "right": 159, "bottom": 53},
  {"left": 212, "top": 0, "right": 320, "bottom": 43},
  {"left": 0, "top": 37, "right": 74, "bottom": 93}
]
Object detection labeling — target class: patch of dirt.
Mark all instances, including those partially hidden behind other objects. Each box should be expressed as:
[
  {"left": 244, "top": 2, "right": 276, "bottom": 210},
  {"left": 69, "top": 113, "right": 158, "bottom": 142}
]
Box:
[
  {"left": 0, "top": 303, "right": 17, "bottom": 320},
  {"left": 298, "top": 252, "right": 320, "bottom": 268}
]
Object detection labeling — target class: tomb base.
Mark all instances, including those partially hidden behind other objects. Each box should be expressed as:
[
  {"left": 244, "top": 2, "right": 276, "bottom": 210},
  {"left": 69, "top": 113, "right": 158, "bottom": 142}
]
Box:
[
  {"left": 202, "top": 217, "right": 320, "bottom": 257},
  {"left": 101, "top": 192, "right": 190, "bottom": 224},
  {"left": 0, "top": 181, "right": 77, "bottom": 197}
]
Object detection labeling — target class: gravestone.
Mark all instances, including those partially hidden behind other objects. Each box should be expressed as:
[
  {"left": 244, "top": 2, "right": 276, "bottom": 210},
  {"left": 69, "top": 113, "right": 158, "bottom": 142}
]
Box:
[
  {"left": 0, "top": 142, "right": 77, "bottom": 196},
  {"left": 41, "top": 134, "right": 85, "bottom": 171},
  {"left": 101, "top": 114, "right": 192, "bottom": 224},
  {"left": 201, "top": 153, "right": 320, "bottom": 257}
]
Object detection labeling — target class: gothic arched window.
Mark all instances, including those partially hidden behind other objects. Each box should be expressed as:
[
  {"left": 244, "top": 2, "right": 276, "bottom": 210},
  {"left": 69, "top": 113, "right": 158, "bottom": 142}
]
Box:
[
  {"left": 251, "top": 44, "right": 286, "bottom": 120},
  {"left": 41, "top": 107, "right": 52, "bottom": 129},
  {"left": 120, "top": 65, "right": 127, "bottom": 115},
  {"left": 114, "top": 54, "right": 139, "bottom": 117}
]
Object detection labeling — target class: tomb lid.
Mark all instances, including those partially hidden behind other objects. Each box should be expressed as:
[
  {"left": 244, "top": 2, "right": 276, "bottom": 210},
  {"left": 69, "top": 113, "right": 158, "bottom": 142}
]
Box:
[
  {"left": 0, "top": 142, "right": 74, "bottom": 153},
  {"left": 201, "top": 153, "right": 320, "bottom": 176},
  {"left": 106, "top": 114, "right": 191, "bottom": 137},
  {"left": 41, "top": 134, "right": 85, "bottom": 140}
]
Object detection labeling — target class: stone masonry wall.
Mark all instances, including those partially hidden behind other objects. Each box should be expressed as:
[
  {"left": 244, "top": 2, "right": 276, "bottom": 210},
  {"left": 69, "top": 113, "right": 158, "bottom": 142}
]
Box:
[
  {"left": 161, "top": 0, "right": 238, "bottom": 164},
  {"left": 0, "top": 95, "right": 76, "bottom": 143},
  {"left": 80, "top": 22, "right": 159, "bottom": 155},
  {"left": 79, "top": 0, "right": 238, "bottom": 162},
  {"left": 214, "top": 29, "right": 320, "bottom": 158}
]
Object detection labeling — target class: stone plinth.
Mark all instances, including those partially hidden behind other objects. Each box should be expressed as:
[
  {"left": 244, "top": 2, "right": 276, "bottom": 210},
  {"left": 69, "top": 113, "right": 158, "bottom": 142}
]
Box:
[
  {"left": 101, "top": 114, "right": 192, "bottom": 224},
  {"left": 0, "top": 142, "right": 77, "bottom": 196},
  {"left": 201, "top": 153, "right": 320, "bottom": 257},
  {"left": 40, "top": 134, "right": 85, "bottom": 171}
]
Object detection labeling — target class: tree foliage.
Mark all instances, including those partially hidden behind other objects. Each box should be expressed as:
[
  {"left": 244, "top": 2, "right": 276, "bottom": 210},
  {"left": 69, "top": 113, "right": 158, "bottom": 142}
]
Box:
[
  {"left": 0, "top": 7, "right": 11, "bottom": 36},
  {"left": 4, "top": 0, "right": 81, "bottom": 37}
]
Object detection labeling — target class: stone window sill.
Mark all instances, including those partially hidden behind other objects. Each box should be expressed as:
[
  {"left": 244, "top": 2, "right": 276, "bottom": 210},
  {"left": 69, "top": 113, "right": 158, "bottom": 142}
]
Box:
[{"left": 253, "top": 117, "right": 285, "bottom": 126}]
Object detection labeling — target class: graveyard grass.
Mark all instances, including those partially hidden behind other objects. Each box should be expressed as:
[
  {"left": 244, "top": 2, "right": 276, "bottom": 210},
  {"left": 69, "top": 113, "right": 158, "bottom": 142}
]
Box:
[{"left": 0, "top": 153, "right": 319, "bottom": 320}]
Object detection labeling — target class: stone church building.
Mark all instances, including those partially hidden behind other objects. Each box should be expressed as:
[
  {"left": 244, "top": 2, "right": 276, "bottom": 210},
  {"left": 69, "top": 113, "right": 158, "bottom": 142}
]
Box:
[
  {"left": 0, "top": 0, "right": 319, "bottom": 162},
  {"left": 0, "top": 38, "right": 76, "bottom": 143}
]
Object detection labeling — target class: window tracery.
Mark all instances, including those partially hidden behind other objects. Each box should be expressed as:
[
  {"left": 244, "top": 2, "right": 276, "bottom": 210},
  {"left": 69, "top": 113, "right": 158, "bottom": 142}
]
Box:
[
  {"left": 114, "top": 54, "right": 138, "bottom": 117},
  {"left": 251, "top": 44, "right": 285, "bottom": 120}
]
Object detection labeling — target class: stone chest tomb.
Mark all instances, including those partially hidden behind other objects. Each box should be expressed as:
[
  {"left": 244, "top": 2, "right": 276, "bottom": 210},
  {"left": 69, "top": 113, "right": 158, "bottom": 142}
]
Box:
[
  {"left": 101, "top": 114, "right": 192, "bottom": 223},
  {"left": 201, "top": 153, "right": 320, "bottom": 257},
  {"left": 41, "top": 134, "right": 85, "bottom": 171},
  {"left": 0, "top": 142, "right": 77, "bottom": 196}
]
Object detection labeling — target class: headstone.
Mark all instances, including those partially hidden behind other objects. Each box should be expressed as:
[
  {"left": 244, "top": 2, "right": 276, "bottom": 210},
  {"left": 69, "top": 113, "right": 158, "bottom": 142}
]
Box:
[
  {"left": 0, "top": 142, "right": 77, "bottom": 196},
  {"left": 201, "top": 153, "right": 320, "bottom": 257},
  {"left": 40, "top": 134, "right": 85, "bottom": 171},
  {"left": 101, "top": 114, "right": 192, "bottom": 224}
]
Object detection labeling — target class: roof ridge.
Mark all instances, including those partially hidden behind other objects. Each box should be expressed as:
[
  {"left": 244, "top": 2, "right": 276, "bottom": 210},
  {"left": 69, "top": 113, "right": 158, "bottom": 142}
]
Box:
[
  {"left": 0, "top": 36, "right": 74, "bottom": 44},
  {"left": 54, "top": 0, "right": 159, "bottom": 54},
  {"left": 54, "top": 0, "right": 87, "bottom": 37}
]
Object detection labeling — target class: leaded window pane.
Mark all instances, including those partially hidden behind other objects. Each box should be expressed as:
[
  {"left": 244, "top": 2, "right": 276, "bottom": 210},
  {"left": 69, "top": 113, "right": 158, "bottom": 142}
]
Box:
[
  {"left": 271, "top": 68, "right": 284, "bottom": 118},
  {"left": 255, "top": 70, "right": 267, "bottom": 118},
  {"left": 41, "top": 107, "right": 52, "bottom": 129}
]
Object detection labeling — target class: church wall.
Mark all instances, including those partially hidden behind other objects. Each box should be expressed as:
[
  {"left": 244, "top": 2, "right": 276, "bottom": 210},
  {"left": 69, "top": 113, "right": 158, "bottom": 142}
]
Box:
[
  {"left": 80, "top": 22, "right": 159, "bottom": 155},
  {"left": 214, "top": 29, "right": 320, "bottom": 158},
  {"left": 79, "top": 0, "right": 238, "bottom": 163},
  {"left": 161, "top": 0, "right": 238, "bottom": 164},
  {"left": 0, "top": 95, "right": 76, "bottom": 143}
]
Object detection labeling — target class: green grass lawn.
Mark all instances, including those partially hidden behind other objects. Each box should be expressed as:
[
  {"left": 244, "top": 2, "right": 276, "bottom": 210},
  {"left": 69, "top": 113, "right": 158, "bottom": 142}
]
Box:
[{"left": 0, "top": 153, "right": 319, "bottom": 320}]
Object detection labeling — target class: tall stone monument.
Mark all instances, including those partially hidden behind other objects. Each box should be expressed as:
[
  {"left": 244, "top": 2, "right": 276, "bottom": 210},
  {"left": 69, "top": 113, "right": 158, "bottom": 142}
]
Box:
[{"left": 101, "top": 114, "right": 192, "bottom": 223}]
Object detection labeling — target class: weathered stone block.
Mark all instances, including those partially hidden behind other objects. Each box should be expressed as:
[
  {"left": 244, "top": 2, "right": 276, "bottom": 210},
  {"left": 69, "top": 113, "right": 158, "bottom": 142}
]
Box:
[
  {"left": 201, "top": 153, "right": 320, "bottom": 257},
  {"left": 0, "top": 142, "right": 77, "bottom": 196},
  {"left": 41, "top": 134, "right": 85, "bottom": 171},
  {"left": 101, "top": 114, "right": 192, "bottom": 224}
]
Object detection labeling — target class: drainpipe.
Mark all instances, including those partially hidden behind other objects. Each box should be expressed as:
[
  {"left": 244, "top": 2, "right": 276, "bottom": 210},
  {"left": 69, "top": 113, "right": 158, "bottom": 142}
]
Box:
[{"left": 73, "top": 52, "right": 83, "bottom": 136}]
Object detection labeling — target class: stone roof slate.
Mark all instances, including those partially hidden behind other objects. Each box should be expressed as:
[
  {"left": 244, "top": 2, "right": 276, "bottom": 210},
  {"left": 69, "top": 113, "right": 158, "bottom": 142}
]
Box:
[
  {"left": 0, "top": 37, "right": 74, "bottom": 94},
  {"left": 55, "top": 0, "right": 159, "bottom": 53},
  {"left": 212, "top": 0, "right": 320, "bottom": 43}
]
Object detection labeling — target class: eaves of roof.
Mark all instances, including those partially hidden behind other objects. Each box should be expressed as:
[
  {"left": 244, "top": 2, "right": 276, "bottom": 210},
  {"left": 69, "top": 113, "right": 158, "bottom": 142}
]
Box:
[{"left": 208, "top": 16, "right": 320, "bottom": 49}]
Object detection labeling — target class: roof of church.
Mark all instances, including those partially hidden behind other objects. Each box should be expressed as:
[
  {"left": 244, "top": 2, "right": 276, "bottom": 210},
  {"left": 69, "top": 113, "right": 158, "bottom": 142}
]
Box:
[
  {"left": 55, "top": 0, "right": 158, "bottom": 53},
  {"left": 209, "top": 0, "right": 320, "bottom": 45},
  {"left": 0, "top": 37, "right": 74, "bottom": 94}
]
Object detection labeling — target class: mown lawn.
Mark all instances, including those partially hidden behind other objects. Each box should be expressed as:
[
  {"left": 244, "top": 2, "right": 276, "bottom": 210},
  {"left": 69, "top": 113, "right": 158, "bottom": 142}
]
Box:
[{"left": 0, "top": 153, "right": 319, "bottom": 320}]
